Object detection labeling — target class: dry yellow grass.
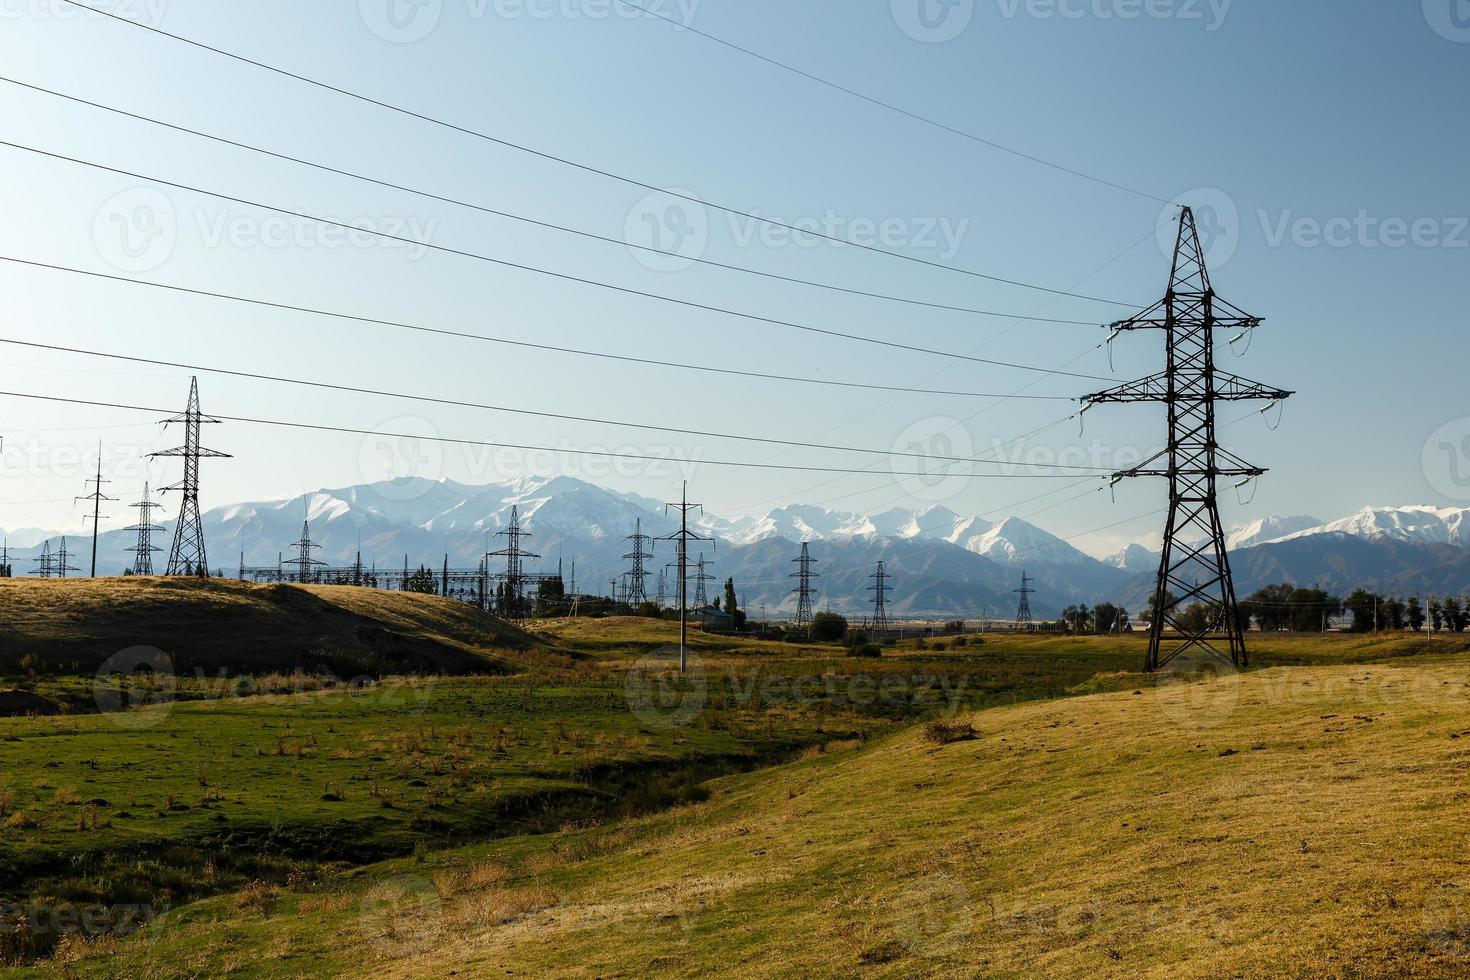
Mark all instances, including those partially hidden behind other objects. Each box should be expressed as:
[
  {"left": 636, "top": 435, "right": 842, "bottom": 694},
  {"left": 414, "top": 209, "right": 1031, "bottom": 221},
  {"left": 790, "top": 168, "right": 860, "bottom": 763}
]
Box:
[{"left": 362, "top": 661, "right": 1470, "bottom": 978}]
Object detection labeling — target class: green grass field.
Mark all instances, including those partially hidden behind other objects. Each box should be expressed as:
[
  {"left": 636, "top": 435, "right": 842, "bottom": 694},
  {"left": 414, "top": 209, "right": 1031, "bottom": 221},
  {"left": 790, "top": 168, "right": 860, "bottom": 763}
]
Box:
[{"left": 1, "top": 580, "right": 1467, "bottom": 976}]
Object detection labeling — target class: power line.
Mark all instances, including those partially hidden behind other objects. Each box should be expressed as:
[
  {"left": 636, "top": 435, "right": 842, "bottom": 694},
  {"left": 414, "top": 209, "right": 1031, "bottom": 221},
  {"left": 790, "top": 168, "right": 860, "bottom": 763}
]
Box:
[
  {"left": 0, "top": 337, "right": 1112, "bottom": 472},
  {"left": 0, "top": 253, "right": 1080, "bottom": 399},
  {"left": 0, "top": 140, "right": 1120, "bottom": 382},
  {"left": 0, "top": 76, "right": 1113, "bottom": 327},
  {"left": 54, "top": 0, "right": 1140, "bottom": 306},
  {"left": 614, "top": 0, "right": 1171, "bottom": 207},
  {"left": 0, "top": 389, "right": 1098, "bottom": 480}
]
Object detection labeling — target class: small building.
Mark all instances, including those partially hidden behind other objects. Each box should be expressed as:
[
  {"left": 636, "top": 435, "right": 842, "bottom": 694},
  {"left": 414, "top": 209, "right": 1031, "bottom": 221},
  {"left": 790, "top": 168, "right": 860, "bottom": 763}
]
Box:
[{"left": 692, "top": 606, "right": 734, "bottom": 631}]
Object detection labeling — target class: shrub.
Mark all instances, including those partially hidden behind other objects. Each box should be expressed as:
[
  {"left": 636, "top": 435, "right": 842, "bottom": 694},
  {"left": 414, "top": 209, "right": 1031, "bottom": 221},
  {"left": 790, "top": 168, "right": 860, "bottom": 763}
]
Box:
[
  {"left": 922, "top": 720, "right": 978, "bottom": 745},
  {"left": 810, "top": 612, "right": 848, "bottom": 642},
  {"left": 848, "top": 644, "right": 882, "bottom": 659},
  {"left": 952, "top": 636, "right": 968, "bottom": 648}
]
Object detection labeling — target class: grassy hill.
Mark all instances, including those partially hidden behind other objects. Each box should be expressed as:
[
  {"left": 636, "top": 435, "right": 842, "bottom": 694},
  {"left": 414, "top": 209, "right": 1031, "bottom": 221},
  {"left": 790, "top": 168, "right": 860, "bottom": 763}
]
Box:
[
  {"left": 33, "top": 655, "right": 1470, "bottom": 977},
  {"left": 0, "top": 578, "right": 540, "bottom": 685}
]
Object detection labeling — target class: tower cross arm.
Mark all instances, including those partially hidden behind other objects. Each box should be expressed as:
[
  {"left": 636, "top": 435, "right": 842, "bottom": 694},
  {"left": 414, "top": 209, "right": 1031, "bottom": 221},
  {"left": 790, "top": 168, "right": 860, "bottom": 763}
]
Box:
[{"left": 149, "top": 446, "right": 232, "bottom": 459}]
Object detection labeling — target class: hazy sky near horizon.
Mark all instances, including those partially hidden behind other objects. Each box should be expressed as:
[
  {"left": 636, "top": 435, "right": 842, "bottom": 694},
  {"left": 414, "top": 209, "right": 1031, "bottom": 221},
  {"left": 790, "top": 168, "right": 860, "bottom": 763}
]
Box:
[{"left": 0, "top": 0, "right": 1466, "bottom": 557}]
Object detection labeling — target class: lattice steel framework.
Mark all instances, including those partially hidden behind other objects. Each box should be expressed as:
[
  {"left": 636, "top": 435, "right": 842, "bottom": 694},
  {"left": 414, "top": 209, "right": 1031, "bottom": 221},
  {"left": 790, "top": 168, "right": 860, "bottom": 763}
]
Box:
[
  {"left": 790, "top": 542, "right": 818, "bottom": 628},
  {"left": 152, "top": 377, "right": 229, "bottom": 576},
  {"left": 125, "top": 482, "right": 164, "bottom": 576},
  {"left": 869, "top": 560, "right": 891, "bottom": 633},
  {"left": 693, "top": 553, "right": 714, "bottom": 608},
  {"left": 488, "top": 504, "right": 539, "bottom": 621},
  {"left": 1014, "top": 571, "right": 1035, "bottom": 629},
  {"left": 656, "top": 482, "right": 713, "bottom": 672},
  {"left": 1083, "top": 207, "right": 1292, "bottom": 672},
  {"left": 622, "top": 518, "right": 653, "bottom": 605},
  {"left": 287, "top": 519, "right": 327, "bottom": 583}
]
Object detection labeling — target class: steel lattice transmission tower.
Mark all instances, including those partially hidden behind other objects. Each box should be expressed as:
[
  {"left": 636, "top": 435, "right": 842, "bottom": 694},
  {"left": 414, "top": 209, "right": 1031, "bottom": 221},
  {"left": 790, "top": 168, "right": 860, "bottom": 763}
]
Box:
[
  {"left": 790, "top": 543, "right": 819, "bottom": 629},
  {"left": 869, "top": 560, "right": 891, "bottom": 633},
  {"left": 622, "top": 518, "right": 653, "bottom": 605},
  {"left": 151, "top": 377, "right": 230, "bottom": 576},
  {"left": 1014, "top": 571, "right": 1035, "bottom": 630},
  {"left": 693, "top": 553, "right": 714, "bottom": 608},
  {"left": 1083, "top": 207, "right": 1292, "bottom": 673},
  {"left": 287, "top": 519, "right": 327, "bottom": 583},
  {"left": 31, "top": 540, "right": 55, "bottom": 578},
  {"left": 125, "top": 482, "right": 165, "bottom": 575},
  {"left": 488, "top": 504, "right": 539, "bottom": 620},
  {"left": 656, "top": 482, "right": 713, "bottom": 672}
]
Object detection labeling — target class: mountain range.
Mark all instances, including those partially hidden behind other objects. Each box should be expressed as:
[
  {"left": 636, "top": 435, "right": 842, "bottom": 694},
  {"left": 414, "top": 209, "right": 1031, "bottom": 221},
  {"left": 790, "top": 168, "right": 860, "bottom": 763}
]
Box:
[{"left": 7, "top": 479, "right": 1470, "bottom": 618}]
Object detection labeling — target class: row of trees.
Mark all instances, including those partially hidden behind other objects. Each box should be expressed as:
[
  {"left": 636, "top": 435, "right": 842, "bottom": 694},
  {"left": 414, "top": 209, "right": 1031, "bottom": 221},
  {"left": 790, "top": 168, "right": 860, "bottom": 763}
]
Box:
[
  {"left": 1059, "top": 602, "right": 1132, "bottom": 635},
  {"left": 1132, "top": 583, "right": 1466, "bottom": 634}
]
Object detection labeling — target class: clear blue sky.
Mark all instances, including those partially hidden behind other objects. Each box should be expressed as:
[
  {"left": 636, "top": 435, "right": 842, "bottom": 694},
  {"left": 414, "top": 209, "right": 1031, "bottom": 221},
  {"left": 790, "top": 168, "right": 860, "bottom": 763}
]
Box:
[{"left": 0, "top": 0, "right": 1465, "bottom": 555}]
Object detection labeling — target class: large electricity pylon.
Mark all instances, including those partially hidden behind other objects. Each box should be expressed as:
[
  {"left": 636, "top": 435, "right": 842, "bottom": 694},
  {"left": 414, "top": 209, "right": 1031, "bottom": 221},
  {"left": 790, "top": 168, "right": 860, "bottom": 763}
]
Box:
[
  {"left": 622, "top": 518, "right": 653, "bottom": 605},
  {"left": 1083, "top": 207, "right": 1292, "bottom": 672},
  {"left": 869, "top": 560, "right": 891, "bottom": 633},
  {"left": 125, "top": 482, "right": 164, "bottom": 575},
  {"left": 790, "top": 543, "right": 818, "bottom": 629},
  {"left": 152, "top": 377, "right": 229, "bottom": 576},
  {"left": 488, "top": 504, "right": 539, "bottom": 621},
  {"left": 656, "top": 482, "right": 713, "bottom": 672},
  {"left": 1014, "top": 571, "right": 1035, "bottom": 630}
]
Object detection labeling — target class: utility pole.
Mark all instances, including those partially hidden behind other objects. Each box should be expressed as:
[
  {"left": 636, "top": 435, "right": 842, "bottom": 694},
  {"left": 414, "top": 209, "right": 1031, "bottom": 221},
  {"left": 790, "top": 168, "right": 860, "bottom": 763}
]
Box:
[
  {"left": 151, "top": 377, "right": 230, "bottom": 576},
  {"left": 656, "top": 482, "right": 712, "bottom": 673},
  {"left": 1083, "top": 207, "right": 1292, "bottom": 673},
  {"left": 75, "top": 444, "right": 115, "bottom": 577},
  {"left": 125, "top": 482, "right": 164, "bottom": 575},
  {"left": 869, "top": 560, "right": 891, "bottom": 635},
  {"left": 1014, "top": 571, "right": 1035, "bottom": 630},
  {"left": 622, "top": 518, "right": 653, "bottom": 605},
  {"left": 790, "top": 543, "right": 818, "bottom": 630}
]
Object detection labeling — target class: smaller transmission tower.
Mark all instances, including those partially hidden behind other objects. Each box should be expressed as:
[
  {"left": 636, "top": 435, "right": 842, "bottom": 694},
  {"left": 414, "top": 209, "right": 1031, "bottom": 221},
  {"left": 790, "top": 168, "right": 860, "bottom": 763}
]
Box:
[
  {"left": 655, "top": 482, "right": 713, "bottom": 672},
  {"left": 1014, "top": 571, "right": 1035, "bottom": 630},
  {"left": 790, "top": 543, "right": 819, "bottom": 629},
  {"left": 287, "top": 519, "right": 327, "bottom": 583},
  {"left": 622, "top": 518, "right": 653, "bottom": 605},
  {"left": 654, "top": 567, "right": 668, "bottom": 608},
  {"left": 488, "top": 505, "right": 539, "bottom": 620},
  {"left": 75, "top": 445, "right": 115, "bottom": 577},
  {"left": 152, "top": 377, "right": 230, "bottom": 576},
  {"left": 125, "top": 482, "right": 165, "bottom": 575},
  {"left": 55, "top": 537, "right": 79, "bottom": 579},
  {"left": 869, "top": 560, "right": 892, "bottom": 634},
  {"left": 31, "top": 540, "right": 55, "bottom": 578},
  {"left": 693, "top": 553, "right": 714, "bottom": 608}
]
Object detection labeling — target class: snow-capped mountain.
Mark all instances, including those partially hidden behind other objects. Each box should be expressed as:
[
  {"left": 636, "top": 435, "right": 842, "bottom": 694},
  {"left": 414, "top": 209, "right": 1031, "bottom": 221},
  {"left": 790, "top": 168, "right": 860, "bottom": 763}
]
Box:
[
  {"left": 1226, "top": 515, "right": 1323, "bottom": 550},
  {"left": 1269, "top": 506, "right": 1470, "bottom": 548},
  {"left": 1106, "top": 543, "right": 1158, "bottom": 574},
  {"left": 19, "top": 477, "right": 1470, "bottom": 615}
]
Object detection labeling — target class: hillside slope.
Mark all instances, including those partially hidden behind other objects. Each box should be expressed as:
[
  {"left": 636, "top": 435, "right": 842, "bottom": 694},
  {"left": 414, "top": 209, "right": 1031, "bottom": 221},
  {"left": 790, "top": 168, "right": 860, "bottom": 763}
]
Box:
[
  {"left": 0, "top": 578, "right": 536, "bottom": 679},
  {"left": 389, "top": 662, "right": 1470, "bottom": 978}
]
